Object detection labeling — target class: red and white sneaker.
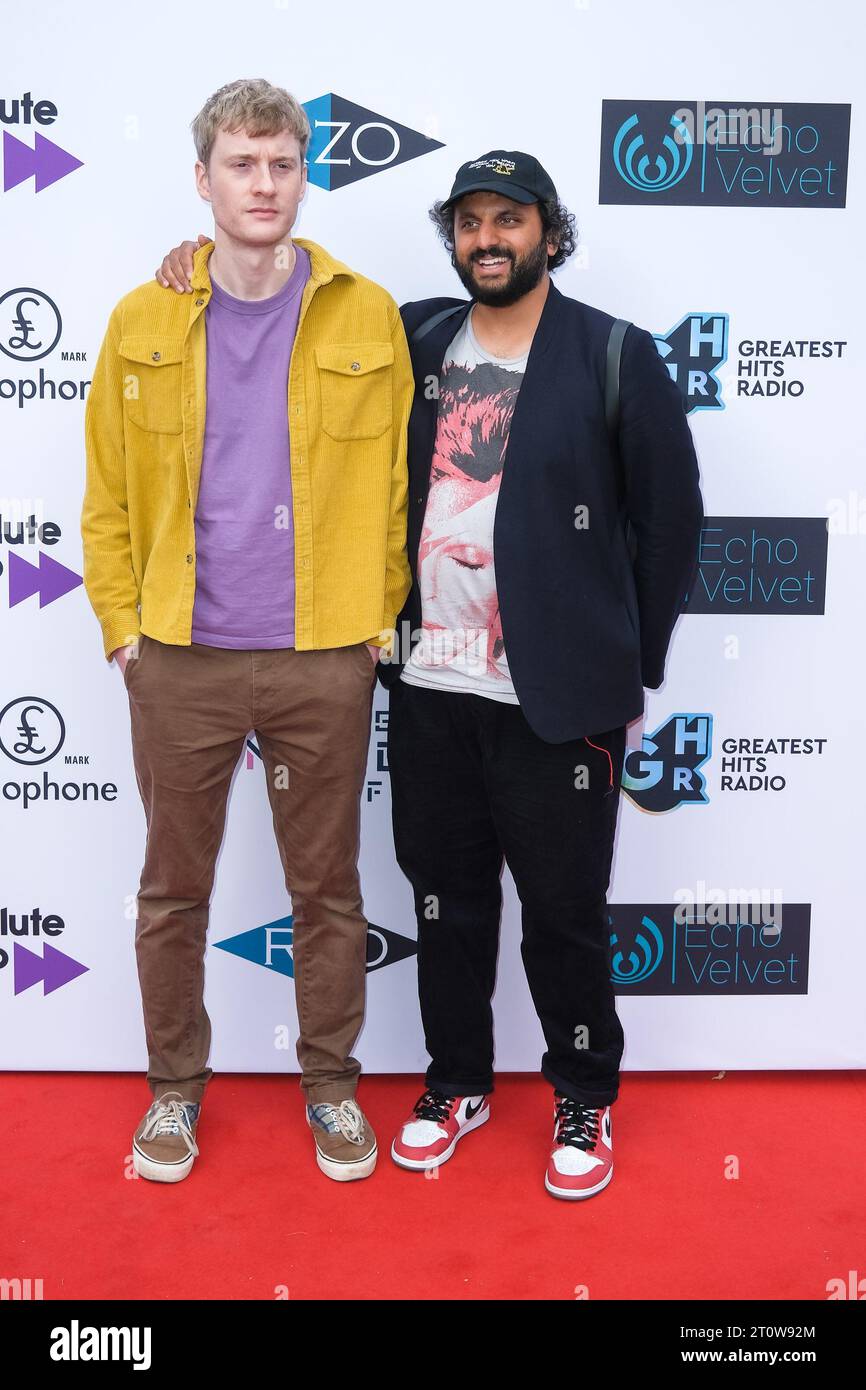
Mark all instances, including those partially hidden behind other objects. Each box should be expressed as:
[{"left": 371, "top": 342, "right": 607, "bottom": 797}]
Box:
[
  {"left": 391, "top": 1088, "right": 490, "bottom": 1170},
  {"left": 545, "top": 1092, "right": 613, "bottom": 1200}
]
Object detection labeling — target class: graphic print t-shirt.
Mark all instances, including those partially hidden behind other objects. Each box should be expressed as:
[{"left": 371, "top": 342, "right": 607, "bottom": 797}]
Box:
[{"left": 400, "top": 308, "right": 527, "bottom": 703}]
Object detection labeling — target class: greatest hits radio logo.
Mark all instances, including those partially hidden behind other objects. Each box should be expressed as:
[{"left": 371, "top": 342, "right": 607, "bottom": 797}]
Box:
[{"left": 622, "top": 714, "right": 828, "bottom": 810}]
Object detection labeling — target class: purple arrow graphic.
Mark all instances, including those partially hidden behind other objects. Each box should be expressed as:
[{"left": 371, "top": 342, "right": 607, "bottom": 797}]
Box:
[
  {"left": 9, "top": 550, "right": 83, "bottom": 608},
  {"left": 14, "top": 941, "right": 89, "bottom": 996},
  {"left": 3, "top": 130, "right": 84, "bottom": 192}
]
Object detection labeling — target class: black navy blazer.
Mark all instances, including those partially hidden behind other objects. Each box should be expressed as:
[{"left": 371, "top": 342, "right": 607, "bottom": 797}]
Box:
[{"left": 375, "top": 278, "right": 705, "bottom": 743}]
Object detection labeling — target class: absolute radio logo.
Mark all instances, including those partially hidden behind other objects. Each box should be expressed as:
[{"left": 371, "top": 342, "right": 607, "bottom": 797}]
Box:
[
  {"left": 599, "top": 100, "right": 850, "bottom": 208},
  {"left": 0, "top": 906, "right": 89, "bottom": 998},
  {"left": 0, "top": 505, "right": 82, "bottom": 614},
  {"left": 0, "top": 92, "right": 83, "bottom": 193},
  {"left": 302, "top": 94, "right": 443, "bottom": 190}
]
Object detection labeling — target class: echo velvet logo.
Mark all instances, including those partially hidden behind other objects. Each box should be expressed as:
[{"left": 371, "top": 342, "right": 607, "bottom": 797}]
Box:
[
  {"left": 608, "top": 903, "right": 810, "bottom": 994},
  {"left": 686, "top": 518, "right": 828, "bottom": 614},
  {"left": 599, "top": 100, "right": 850, "bottom": 207}
]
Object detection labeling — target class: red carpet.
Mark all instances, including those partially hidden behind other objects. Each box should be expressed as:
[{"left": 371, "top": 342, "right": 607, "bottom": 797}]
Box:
[{"left": 3, "top": 1071, "right": 862, "bottom": 1301}]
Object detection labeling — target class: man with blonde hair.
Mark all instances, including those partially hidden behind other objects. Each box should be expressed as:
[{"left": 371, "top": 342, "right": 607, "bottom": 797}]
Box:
[{"left": 81, "top": 78, "right": 413, "bottom": 1185}]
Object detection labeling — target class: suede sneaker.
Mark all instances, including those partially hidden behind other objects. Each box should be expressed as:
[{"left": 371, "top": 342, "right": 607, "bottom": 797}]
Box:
[
  {"left": 132, "top": 1091, "right": 201, "bottom": 1183},
  {"left": 306, "top": 1098, "right": 377, "bottom": 1181}
]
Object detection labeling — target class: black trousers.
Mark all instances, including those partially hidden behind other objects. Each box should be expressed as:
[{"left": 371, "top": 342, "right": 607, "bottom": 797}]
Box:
[{"left": 387, "top": 677, "right": 627, "bottom": 1107}]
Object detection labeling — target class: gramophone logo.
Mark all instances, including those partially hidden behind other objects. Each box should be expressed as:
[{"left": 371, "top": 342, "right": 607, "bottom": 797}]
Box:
[
  {"left": 0, "top": 696, "right": 65, "bottom": 764},
  {"left": 0, "top": 287, "right": 89, "bottom": 409},
  {"left": 0, "top": 288, "right": 61, "bottom": 362},
  {"left": 0, "top": 697, "right": 118, "bottom": 808}
]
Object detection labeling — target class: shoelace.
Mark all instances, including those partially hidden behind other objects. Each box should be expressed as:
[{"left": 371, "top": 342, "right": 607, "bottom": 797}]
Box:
[
  {"left": 316, "top": 1099, "right": 366, "bottom": 1145},
  {"left": 553, "top": 1093, "right": 600, "bottom": 1152},
  {"left": 141, "top": 1093, "right": 200, "bottom": 1157},
  {"left": 413, "top": 1089, "right": 458, "bottom": 1124}
]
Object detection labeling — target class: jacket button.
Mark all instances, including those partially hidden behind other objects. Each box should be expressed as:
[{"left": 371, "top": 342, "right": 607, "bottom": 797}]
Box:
[
  {"left": 151, "top": 351, "right": 161, "bottom": 361},
  {"left": 186, "top": 554, "right": 193, "bottom": 563},
  {"left": 351, "top": 361, "right": 360, "bottom": 371},
  {"left": 195, "top": 298, "right": 204, "bottom": 306}
]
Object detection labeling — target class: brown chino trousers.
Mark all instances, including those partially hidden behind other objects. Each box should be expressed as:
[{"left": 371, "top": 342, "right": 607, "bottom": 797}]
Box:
[{"left": 123, "top": 633, "right": 378, "bottom": 1107}]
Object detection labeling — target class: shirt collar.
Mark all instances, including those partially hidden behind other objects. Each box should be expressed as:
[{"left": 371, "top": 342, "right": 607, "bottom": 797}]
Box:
[{"left": 190, "top": 236, "right": 357, "bottom": 295}]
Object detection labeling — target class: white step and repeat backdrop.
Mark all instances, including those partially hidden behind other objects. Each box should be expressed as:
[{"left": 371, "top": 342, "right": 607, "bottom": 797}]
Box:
[{"left": 2, "top": 0, "right": 864, "bottom": 1079}]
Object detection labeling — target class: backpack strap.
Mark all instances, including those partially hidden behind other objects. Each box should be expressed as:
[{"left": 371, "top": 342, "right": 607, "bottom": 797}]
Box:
[
  {"left": 410, "top": 302, "right": 471, "bottom": 343},
  {"left": 605, "top": 317, "right": 630, "bottom": 436},
  {"left": 606, "top": 318, "right": 637, "bottom": 562}
]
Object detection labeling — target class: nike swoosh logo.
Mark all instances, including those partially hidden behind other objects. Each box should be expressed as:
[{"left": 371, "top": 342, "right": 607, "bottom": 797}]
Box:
[{"left": 465, "top": 1098, "right": 486, "bottom": 1120}]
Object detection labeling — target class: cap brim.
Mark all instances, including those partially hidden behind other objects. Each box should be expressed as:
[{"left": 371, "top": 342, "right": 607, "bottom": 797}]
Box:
[{"left": 441, "top": 180, "right": 538, "bottom": 210}]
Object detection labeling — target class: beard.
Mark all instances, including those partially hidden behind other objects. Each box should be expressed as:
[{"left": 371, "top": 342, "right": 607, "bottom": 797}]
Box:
[{"left": 453, "top": 233, "right": 549, "bottom": 307}]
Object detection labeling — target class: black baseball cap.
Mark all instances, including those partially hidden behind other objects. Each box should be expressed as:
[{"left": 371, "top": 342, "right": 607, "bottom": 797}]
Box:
[{"left": 441, "top": 150, "right": 558, "bottom": 210}]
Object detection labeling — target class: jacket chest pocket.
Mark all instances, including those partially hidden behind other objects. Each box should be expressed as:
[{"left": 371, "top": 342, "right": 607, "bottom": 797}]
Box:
[
  {"left": 119, "top": 336, "right": 185, "bottom": 435},
  {"left": 315, "top": 342, "right": 393, "bottom": 441}
]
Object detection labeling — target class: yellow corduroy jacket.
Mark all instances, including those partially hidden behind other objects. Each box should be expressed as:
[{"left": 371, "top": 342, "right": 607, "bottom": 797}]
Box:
[{"left": 81, "top": 238, "right": 413, "bottom": 662}]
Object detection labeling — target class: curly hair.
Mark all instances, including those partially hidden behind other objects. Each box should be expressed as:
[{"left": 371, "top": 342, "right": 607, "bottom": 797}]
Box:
[{"left": 429, "top": 194, "right": 577, "bottom": 271}]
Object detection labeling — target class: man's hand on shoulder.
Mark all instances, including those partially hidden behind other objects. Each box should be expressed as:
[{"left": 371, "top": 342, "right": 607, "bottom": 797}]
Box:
[{"left": 155, "top": 234, "right": 212, "bottom": 293}]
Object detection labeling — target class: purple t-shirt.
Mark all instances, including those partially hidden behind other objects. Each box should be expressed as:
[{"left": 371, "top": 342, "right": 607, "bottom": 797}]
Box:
[{"left": 190, "top": 244, "right": 311, "bottom": 647}]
